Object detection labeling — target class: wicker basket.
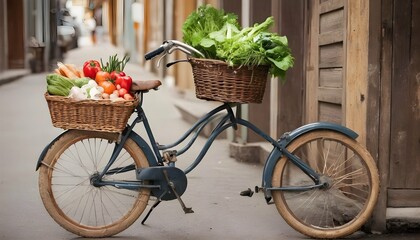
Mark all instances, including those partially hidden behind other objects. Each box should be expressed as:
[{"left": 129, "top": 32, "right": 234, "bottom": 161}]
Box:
[
  {"left": 45, "top": 93, "right": 139, "bottom": 133},
  {"left": 189, "top": 58, "right": 269, "bottom": 103}
]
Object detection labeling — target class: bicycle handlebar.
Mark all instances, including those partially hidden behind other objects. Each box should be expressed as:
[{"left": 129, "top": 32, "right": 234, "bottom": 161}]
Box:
[
  {"left": 144, "top": 46, "right": 166, "bottom": 60},
  {"left": 144, "top": 40, "right": 205, "bottom": 62}
]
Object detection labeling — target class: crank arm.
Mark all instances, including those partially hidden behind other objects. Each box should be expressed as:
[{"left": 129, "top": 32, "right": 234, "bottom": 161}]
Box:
[{"left": 162, "top": 170, "right": 194, "bottom": 214}]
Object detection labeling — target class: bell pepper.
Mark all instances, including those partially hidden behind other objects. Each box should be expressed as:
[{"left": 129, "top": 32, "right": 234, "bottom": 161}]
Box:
[
  {"left": 83, "top": 60, "right": 101, "bottom": 79},
  {"left": 116, "top": 75, "right": 132, "bottom": 91}
]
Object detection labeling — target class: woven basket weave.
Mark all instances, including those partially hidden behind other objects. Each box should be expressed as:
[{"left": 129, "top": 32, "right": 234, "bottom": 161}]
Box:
[
  {"left": 45, "top": 93, "right": 138, "bottom": 133},
  {"left": 189, "top": 58, "right": 269, "bottom": 103}
]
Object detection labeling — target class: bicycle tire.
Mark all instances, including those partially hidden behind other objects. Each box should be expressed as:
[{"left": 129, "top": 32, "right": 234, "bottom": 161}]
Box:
[
  {"left": 272, "top": 130, "right": 379, "bottom": 239},
  {"left": 38, "top": 130, "right": 150, "bottom": 237}
]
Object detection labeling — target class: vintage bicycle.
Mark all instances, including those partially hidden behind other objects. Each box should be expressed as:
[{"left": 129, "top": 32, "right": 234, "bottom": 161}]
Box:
[{"left": 37, "top": 40, "right": 379, "bottom": 239}]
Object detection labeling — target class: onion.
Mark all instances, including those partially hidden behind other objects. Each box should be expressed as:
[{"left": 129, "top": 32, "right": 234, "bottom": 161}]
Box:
[{"left": 69, "top": 86, "right": 87, "bottom": 101}]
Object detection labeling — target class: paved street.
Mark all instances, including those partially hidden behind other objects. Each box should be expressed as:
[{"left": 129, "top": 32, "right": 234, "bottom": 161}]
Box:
[{"left": 1, "top": 43, "right": 420, "bottom": 240}]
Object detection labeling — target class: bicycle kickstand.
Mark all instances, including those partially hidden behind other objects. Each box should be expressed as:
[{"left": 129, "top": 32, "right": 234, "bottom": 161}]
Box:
[{"left": 141, "top": 197, "right": 162, "bottom": 225}]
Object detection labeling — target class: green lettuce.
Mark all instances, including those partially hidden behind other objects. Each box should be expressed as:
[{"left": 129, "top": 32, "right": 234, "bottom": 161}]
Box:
[
  {"left": 182, "top": 5, "right": 294, "bottom": 80},
  {"left": 182, "top": 5, "right": 239, "bottom": 59}
]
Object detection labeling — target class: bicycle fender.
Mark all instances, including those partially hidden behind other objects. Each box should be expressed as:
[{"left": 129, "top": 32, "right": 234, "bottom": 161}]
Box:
[
  {"left": 36, "top": 130, "right": 158, "bottom": 171},
  {"left": 261, "top": 122, "right": 358, "bottom": 199},
  {"left": 36, "top": 130, "right": 70, "bottom": 171}
]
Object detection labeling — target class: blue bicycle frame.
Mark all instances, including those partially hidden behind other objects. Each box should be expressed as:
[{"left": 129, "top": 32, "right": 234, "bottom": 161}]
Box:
[{"left": 103, "top": 93, "right": 326, "bottom": 193}]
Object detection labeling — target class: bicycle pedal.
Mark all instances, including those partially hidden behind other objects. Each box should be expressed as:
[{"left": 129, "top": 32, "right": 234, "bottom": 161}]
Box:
[
  {"left": 183, "top": 207, "right": 194, "bottom": 214},
  {"left": 240, "top": 188, "right": 254, "bottom": 197}
]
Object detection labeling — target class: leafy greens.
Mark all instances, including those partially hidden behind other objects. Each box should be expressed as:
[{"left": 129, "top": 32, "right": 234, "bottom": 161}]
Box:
[{"left": 182, "top": 5, "right": 294, "bottom": 80}]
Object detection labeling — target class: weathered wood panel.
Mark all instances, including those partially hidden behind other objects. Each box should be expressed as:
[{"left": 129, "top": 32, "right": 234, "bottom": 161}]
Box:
[
  {"left": 319, "top": 9, "right": 344, "bottom": 33},
  {"left": 319, "top": 68, "right": 343, "bottom": 87},
  {"left": 319, "top": 43, "right": 343, "bottom": 68},
  {"left": 275, "top": 0, "right": 305, "bottom": 137},
  {"left": 388, "top": 189, "right": 420, "bottom": 207},
  {"left": 174, "top": 0, "right": 195, "bottom": 89},
  {"left": 248, "top": 0, "right": 271, "bottom": 142},
  {"left": 319, "top": 30, "right": 343, "bottom": 46},
  {"left": 389, "top": 0, "right": 420, "bottom": 189},
  {"left": 0, "top": 1, "right": 6, "bottom": 71},
  {"left": 318, "top": 87, "right": 342, "bottom": 104},
  {"left": 369, "top": 0, "right": 388, "bottom": 232},
  {"left": 7, "top": 0, "right": 25, "bottom": 68},
  {"left": 306, "top": 1, "right": 320, "bottom": 123},
  {"left": 318, "top": 102, "right": 342, "bottom": 124},
  {"left": 320, "top": 0, "right": 344, "bottom": 14},
  {"left": 344, "top": 0, "right": 369, "bottom": 145}
]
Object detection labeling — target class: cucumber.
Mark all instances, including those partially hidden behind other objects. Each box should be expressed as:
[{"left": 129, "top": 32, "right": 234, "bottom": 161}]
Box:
[
  {"left": 74, "top": 77, "right": 90, "bottom": 88},
  {"left": 46, "top": 74, "right": 75, "bottom": 89},
  {"left": 47, "top": 85, "right": 70, "bottom": 96}
]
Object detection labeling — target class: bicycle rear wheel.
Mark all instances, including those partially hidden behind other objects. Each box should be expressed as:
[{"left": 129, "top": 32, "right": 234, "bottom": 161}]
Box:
[
  {"left": 38, "top": 130, "right": 150, "bottom": 237},
  {"left": 272, "top": 130, "right": 379, "bottom": 239}
]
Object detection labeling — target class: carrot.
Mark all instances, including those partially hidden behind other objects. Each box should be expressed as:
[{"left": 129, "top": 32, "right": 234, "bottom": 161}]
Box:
[
  {"left": 58, "top": 68, "right": 67, "bottom": 76},
  {"left": 78, "top": 69, "right": 85, "bottom": 78},
  {"left": 65, "top": 64, "right": 80, "bottom": 78},
  {"left": 57, "top": 62, "right": 77, "bottom": 79},
  {"left": 54, "top": 68, "right": 61, "bottom": 75}
]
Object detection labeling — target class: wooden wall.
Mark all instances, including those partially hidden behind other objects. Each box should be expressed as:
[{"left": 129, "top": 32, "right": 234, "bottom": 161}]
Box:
[
  {"left": 247, "top": 0, "right": 272, "bottom": 142},
  {"left": 275, "top": 0, "right": 306, "bottom": 138},
  {"left": 247, "top": 0, "right": 306, "bottom": 142},
  {"left": 173, "top": 0, "right": 196, "bottom": 90},
  {"left": 369, "top": 0, "right": 420, "bottom": 231},
  {"left": 387, "top": 0, "right": 420, "bottom": 204},
  {"left": 0, "top": 0, "right": 6, "bottom": 72}
]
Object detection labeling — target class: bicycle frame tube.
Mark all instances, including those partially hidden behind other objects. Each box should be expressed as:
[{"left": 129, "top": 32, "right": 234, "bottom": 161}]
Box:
[
  {"left": 138, "top": 101, "right": 322, "bottom": 182},
  {"left": 97, "top": 92, "right": 162, "bottom": 178},
  {"left": 181, "top": 114, "right": 281, "bottom": 174},
  {"left": 158, "top": 103, "right": 233, "bottom": 152},
  {"left": 97, "top": 119, "right": 140, "bottom": 179}
]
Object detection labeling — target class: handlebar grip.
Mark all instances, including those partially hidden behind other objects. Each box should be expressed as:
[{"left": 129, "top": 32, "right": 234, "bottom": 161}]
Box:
[{"left": 145, "top": 46, "right": 165, "bottom": 60}]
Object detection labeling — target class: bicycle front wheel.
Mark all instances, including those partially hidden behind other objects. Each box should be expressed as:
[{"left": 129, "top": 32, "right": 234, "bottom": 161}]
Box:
[
  {"left": 272, "top": 130, "right": 379, "bottom": 239},
  {"left": 38, "top": 130, "right": 150, "bottom": 237}
]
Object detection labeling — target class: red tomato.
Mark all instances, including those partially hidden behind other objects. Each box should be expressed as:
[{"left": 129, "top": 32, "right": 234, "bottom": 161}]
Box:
[
  {"left": 83, "top": 60, "right": 101, "bottom": 79},
  {"left": 118, "top": 88, "right": 128, "bottom": 97},
  {"left": 110, "top": 71, "right": 125, "bottom": 78},
  {"left": 99, "top": 81, "right": 116, "bottom": 94},
  {"left": 95, "top": 71, "right": 111, "bottom": 84},
  {"left": 123, "top": 93, "right": 134, "bottom": 100},
  {"left": 110, "top": 71, "right": 125, "bottom": 83}
]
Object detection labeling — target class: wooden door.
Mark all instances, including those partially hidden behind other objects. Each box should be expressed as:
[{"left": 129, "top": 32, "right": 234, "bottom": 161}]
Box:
[
  {"left": 7, "top": 0, "right": 25, "bottom": 69},
  {"left": 306, "top": 0, "right": 369, "bottom": 144},
  {"left": 387, "top": 0, "right": 420, "bottom": 207},
  {"left": 0, "top": 1, "right": 6, "bottom": 71},
  {"left": 306, "top": 0, "right": 346, "bottom": 126}
]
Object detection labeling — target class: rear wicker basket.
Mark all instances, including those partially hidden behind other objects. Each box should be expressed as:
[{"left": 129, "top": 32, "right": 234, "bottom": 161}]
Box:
[
  {"left": 189, "top": 58, "right": 269, "bottom": 103},
  {"left": 45, "top": 93, "right": 138, "bottom": 133}
]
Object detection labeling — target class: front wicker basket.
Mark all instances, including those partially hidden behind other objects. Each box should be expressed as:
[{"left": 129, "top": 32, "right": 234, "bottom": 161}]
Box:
[
  {"left": 189, "top": 58, "right": 269, "bottom": 103},
  {"left": 45, "top": 93, "right": 139, "bottom": 133}
]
